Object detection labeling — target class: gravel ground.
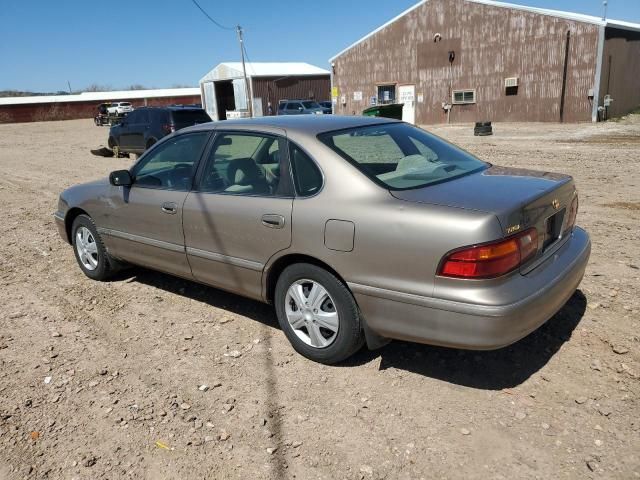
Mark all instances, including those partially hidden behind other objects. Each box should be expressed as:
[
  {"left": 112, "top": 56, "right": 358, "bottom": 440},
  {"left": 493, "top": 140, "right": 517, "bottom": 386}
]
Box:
[{"left": 0, "top": 117, "right": 638, "bottom": 480}]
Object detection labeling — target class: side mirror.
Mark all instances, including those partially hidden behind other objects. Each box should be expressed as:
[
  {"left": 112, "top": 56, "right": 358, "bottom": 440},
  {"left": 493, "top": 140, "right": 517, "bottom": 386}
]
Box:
[{"left": 109, "top": 170, "right": 133, "bottom": 187}]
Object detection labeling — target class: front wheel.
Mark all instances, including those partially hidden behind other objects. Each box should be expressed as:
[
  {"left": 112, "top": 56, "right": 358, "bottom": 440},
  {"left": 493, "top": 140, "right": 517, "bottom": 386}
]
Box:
[
  {"left": 274, "top": 263, "right": 364, "bottom": 364},
  {"left": 71, "top": 215, "right": 116, "bottom": 281}
]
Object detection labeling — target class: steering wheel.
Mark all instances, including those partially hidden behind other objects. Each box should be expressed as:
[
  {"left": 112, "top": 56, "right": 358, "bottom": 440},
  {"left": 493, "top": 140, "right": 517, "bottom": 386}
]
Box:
[{"left": 162, "top": 163, "right": 191, "bottom": 189}]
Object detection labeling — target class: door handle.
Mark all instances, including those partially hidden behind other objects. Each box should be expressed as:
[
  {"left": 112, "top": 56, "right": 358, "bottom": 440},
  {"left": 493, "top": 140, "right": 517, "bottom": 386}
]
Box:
[
  {"left": 261, "top": 214, "right": 285, "bottom": 229},
  {"left": 161, "top": 202, "right": 177, "bottom": 214}
]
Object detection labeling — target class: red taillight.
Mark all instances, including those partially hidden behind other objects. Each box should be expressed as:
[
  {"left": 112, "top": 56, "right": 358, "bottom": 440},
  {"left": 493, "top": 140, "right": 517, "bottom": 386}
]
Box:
[
  {"left": 439, "top": 228, "right": 539, "bottom": 279},
  {"left": 565, "top": 194, "right": 579, "bottom": 232},
  {"left": 162, "top": 124, "right": 176, "bottom": 134}
]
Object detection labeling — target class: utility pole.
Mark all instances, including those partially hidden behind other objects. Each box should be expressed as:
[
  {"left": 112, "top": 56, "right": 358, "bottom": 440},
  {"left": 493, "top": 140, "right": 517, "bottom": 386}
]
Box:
[
  {"left": 67, "top": 80, "right": 72, "bottom": 94},
  {"left": 602, "top": 0, "right": 608, "bottom": 21},
  {"left": 236, "top": 25, "right": 253, "bottom": 118}
]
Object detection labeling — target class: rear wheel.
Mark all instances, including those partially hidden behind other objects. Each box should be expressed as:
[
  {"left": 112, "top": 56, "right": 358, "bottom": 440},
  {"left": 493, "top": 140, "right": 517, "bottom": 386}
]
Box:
[
  {"left": 108, "top": 137, "right": 120, "bottom": 157},
  {"left": 274, "top": 263, "right": 364, "bottom": 364},
  {"left": 71, "top": 215, "right": 116, "bottom": 281}
]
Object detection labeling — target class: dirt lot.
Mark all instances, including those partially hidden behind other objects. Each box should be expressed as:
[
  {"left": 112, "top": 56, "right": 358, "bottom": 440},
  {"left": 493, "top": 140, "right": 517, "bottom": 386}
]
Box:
[{"left": 0, "top": 116, "right": 638, "bottom": 480}]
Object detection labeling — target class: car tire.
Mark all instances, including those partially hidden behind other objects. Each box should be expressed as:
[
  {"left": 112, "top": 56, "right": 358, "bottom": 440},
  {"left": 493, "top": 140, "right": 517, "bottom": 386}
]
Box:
[
  {"left": 71, "top": 214, "right": 116, "bottom": 281},
  {"left": 108, "top": 137, "right": 120, "bottom": 157},
  {"left": 274, "top": 263, "right": 364, "bottom": 364}
]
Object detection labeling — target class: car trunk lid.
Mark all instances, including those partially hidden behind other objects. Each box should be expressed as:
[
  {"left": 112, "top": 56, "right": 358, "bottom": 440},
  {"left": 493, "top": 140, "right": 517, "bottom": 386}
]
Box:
[{"left": 390, "top": 165, "right": 577, "bottom": 270}]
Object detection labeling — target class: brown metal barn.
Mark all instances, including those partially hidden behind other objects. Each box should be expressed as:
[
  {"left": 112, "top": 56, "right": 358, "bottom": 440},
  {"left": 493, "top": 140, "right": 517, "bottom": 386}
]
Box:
[
  {"left": 0, "top": 88, "right": 202, "bottom": 124},
  {"left": 199, "top": 62, "right": 330, "bottom": 120},
  {"left": 329, "top": 0, "right": 640, "bottom": 124}
]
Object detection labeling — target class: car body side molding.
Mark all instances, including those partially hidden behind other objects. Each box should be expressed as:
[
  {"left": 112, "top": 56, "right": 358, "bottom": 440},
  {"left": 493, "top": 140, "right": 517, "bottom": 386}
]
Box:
[
  {"left": 97, "top": 228, "right": 185, "bottom": 253},
  {"left": 185, "top": 247, "right": 264, "bottom": 272}
]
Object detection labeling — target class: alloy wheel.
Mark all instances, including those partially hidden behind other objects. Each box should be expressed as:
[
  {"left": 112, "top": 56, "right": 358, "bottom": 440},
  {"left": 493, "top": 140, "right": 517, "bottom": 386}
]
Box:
[
  {"left": 75, "top": 226, "right": 99, "bottom": 271},
  {"left": 285, "top": 279, "right": 339, "bottom": 348}
]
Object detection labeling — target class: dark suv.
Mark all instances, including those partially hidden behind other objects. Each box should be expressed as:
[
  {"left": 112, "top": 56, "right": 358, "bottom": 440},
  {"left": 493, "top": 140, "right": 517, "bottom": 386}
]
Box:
[{"left": 108, "top": 106, "right": 211, "bottom": 155}]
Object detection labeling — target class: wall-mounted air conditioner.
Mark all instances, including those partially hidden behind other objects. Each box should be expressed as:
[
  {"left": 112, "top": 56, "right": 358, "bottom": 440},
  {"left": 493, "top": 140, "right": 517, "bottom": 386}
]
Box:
[{"left": 505, "top": 77, "right": 519, "bottom": 88}]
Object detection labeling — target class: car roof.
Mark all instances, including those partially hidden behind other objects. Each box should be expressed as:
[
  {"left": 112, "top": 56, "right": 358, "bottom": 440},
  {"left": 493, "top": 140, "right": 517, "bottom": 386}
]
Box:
[{"left": 182, "top": 115, "right": 400, "bottom": 136}]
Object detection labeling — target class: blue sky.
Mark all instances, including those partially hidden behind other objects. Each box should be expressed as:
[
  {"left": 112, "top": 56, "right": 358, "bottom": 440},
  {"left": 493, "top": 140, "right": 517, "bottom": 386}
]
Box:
[{"left": 1, "top": 0, "right": 638, "bottom": 92}]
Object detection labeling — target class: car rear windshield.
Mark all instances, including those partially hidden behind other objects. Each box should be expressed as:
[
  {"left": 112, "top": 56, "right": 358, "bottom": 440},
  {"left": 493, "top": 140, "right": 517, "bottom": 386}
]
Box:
[
  {"left": 170, "top": 110, "right": 211, "bottom": 126},
  {"left": 318, "top": 123, "right": 487, "bottom": 190},
  {"left": 121, "top": 102, "right": 131, "bottom": 106}
]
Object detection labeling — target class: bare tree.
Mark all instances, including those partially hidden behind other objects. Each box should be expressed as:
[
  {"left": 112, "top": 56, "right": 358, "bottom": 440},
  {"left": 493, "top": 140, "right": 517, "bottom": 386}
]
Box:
[{"left": 84, "top": 84, "right": 112, "bottom": 92}]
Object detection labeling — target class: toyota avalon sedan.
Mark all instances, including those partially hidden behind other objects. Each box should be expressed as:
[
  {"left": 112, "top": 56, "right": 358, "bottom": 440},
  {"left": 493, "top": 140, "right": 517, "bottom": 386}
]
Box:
[{"left": 54, "top": 116, "right": 590, "bottom": 364}]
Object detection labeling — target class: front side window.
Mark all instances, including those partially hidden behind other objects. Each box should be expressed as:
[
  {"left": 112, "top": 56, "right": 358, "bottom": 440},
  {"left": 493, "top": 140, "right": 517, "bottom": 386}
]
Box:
[
  {"left": 132, "top": 132, "right": 209, "bottom": 190},
  {"left": 288, "top": 102, "right": 302, "bottom": 110},
  {"left": 318, "top": 123, "right": 486, "bottom": 190},
  {"left": 302, "top": 101, "right": 320, "bottom": 109},
  {"left": 198, "top": 132, "right": 289, "bottom": 196}
]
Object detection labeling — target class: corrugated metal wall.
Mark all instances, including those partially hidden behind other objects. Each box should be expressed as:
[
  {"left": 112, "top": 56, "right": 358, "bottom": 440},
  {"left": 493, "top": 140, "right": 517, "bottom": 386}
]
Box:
[
  {"left": 251, "top": 76, "right": 331, "bottom": 113},
  {"left": 600, "top": 27, "right": 640, "bottom": 118},
  {"left": 0, "top": 95, "right": 202, "bottom": 124},
  {"left": 332, "top": 0, "right": 601, "bottom": 123}
]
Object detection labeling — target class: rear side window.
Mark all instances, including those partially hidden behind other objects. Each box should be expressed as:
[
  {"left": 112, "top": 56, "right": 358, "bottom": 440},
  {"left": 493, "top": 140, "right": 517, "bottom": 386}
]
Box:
[
  {"left": 290, "top": 143, "right": 322, "bottom": 196},
  {"left": 171, "top": 110, "right": 212, "bottom": 126},
  {"left": 138, "top": 109, "right": 149, "bottom": 123},
  {"left": 198, "top": 132, "right": 289, "bottom": 196}
]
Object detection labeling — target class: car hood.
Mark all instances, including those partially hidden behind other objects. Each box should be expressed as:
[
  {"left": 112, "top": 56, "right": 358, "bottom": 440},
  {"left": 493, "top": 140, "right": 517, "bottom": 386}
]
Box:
[{"left": 391, "top": 165, "right": 575, "bottom": 235}]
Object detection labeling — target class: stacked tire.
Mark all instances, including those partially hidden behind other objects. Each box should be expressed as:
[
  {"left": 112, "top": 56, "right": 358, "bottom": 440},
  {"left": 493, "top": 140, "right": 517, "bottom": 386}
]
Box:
[{"left": 474, "top": 121, "right": 493, "bottom": 136}]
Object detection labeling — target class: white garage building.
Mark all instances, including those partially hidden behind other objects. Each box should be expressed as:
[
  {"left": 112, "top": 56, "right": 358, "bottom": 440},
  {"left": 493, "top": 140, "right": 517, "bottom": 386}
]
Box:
[{"left": 199, "top": 62, "right": 331, "bottom": 120}]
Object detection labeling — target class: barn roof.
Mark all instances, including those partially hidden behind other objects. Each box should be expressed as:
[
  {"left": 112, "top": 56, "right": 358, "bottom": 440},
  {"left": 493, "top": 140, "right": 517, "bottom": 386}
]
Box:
[
  {"left": 329, "top": 0, "right": 640, "bottom": 61},
  {"left": 0, "top": 87, "right": 201, "bottom": 106},
  {"left": 200, "top": 62, "right": 330, "bottom": 83}
]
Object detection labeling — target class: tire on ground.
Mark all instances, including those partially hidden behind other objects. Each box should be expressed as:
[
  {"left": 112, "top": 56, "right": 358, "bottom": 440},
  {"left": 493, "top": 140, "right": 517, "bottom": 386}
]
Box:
[
  {"left": 274, "top": 263, "right": 365, "bottom": 364},
  {"left": 71, "top": 214, "right": 117, "bottom": 281}
]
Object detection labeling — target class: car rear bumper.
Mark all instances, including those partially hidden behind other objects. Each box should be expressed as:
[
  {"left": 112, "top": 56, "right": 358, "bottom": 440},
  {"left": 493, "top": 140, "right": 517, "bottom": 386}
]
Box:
[{"left": 350, "top": 227, "right": 591, "bottom": 350}]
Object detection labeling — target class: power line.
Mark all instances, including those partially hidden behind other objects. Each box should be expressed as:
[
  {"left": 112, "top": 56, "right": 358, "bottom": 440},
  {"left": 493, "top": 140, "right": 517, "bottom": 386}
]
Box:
[{"left": 190, "top": 0, "right": 235, "bottom": 30}]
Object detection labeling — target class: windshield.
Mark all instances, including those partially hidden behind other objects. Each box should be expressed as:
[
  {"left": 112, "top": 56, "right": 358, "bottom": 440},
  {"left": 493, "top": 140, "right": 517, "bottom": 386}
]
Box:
[
  {"left": 302, "top": 101, "right": 320, "bottom": 109},
  {"left": 318, "top": 123, "right": 487, "bottom": 190}
]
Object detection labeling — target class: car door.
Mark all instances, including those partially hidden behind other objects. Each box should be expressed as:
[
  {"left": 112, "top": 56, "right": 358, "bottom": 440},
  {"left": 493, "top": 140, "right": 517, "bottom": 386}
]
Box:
[
  {"left": 100, "top": 131, "right": 211, "bottom": 277},
  {"left": 182, "top": 130, "right": 294, "bottom": 300},
  {"left": 118, "top": 110, "right": 137, "bottom": 151},
  {"left": 131, "top": 109, "right": 149, "bottom": 151}
]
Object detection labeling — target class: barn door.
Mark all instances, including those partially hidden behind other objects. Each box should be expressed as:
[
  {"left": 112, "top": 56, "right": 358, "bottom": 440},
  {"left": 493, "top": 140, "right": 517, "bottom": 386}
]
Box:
[
  {"left": 398, "top": 85, "right": 415, "bottom": 124},
  {"left": 203, "top": 81, "right": 217, "bottom": 121}
]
